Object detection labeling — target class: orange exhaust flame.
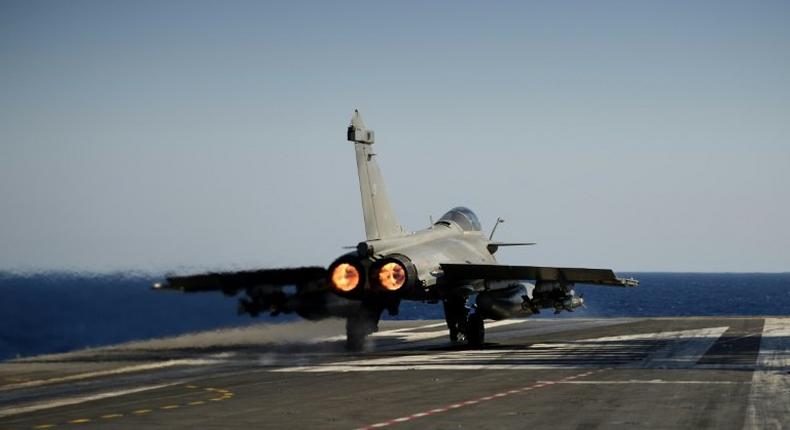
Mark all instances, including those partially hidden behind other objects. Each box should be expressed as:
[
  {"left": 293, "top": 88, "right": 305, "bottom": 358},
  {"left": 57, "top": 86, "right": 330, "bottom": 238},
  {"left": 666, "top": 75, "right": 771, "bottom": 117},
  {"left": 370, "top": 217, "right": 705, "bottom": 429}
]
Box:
[
  {"left": 378, "top": 262, "right": 406, "bottom": 291},
  {"left": 331, "top": 263, "right": 360, "bottom": 292}
]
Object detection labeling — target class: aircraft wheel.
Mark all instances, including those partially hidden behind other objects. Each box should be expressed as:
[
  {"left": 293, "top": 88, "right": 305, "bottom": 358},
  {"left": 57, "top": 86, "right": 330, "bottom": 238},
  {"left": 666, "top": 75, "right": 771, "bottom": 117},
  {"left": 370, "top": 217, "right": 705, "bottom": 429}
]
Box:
[
  {"left": 345, "top": 306, "right": 381, "bottom": 352},
  {"left": 346, "top": 324, "right": 367, "bottom": 351},
  {"left": 443, "top": 298, "right": 468, "bottom": 344},
  {"left": 466, "top": 313, "right": 485, "bottom": 348}
]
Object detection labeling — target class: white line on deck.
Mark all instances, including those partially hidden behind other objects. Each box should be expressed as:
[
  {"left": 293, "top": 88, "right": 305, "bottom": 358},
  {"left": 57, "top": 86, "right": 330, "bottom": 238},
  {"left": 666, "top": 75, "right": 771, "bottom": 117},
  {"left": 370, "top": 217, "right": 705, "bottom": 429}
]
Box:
[
  {"left": 546, "top": 380, "right": 748, "bottom": 385},
  {"left": 0, "top": 382, "right": 180, "bottom": 417},
  {"left": 319, "top": 320, "right": 529, "bottom": 343},
  {"left": 276, "top": 326, "right": 730, "bottom": 373},
  {"left": 0, "top": 359, "right": 218, "bottom": 391},
  {"left": 744, "top": 318, "right": 790, "bottom": 430}
]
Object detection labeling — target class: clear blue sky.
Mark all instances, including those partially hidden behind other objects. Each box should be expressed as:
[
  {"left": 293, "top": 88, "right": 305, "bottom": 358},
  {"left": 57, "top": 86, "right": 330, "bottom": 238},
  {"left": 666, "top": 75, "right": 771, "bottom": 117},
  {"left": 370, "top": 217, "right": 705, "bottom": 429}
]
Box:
[{"left": 1, "top": 1, "right": 788, "bottom": 272}]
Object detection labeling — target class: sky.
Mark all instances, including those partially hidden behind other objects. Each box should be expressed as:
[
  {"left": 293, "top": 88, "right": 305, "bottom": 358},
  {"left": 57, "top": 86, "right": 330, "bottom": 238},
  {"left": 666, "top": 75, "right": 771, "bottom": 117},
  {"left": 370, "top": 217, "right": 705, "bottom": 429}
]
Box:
[{"left": 1, "top": 0, "right": 788, "bottom": 273}]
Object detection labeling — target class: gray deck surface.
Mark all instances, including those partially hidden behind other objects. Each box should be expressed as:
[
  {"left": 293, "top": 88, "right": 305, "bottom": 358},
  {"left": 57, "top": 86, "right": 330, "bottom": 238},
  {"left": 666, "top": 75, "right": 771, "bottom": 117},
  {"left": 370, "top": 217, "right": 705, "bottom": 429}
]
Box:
[{"left": 1, "top": 317, "right": 788, "bottom": 429}]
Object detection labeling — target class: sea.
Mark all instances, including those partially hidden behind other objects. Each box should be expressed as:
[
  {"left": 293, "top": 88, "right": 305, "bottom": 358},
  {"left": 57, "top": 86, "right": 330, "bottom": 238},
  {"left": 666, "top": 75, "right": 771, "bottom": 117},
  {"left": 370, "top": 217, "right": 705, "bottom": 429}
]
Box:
[{"left": 1, "top": 272, "right": 789, "bottom": 361}]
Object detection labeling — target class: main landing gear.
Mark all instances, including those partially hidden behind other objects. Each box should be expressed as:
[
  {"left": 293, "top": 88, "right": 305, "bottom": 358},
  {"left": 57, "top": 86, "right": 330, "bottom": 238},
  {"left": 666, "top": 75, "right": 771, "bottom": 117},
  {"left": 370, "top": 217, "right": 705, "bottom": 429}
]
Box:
[
  {"left": 466, "top": 312, "right": 485, "bottom": 347},
  {"left": 443, "top": 297, "right": 485, "bottom": 348}
]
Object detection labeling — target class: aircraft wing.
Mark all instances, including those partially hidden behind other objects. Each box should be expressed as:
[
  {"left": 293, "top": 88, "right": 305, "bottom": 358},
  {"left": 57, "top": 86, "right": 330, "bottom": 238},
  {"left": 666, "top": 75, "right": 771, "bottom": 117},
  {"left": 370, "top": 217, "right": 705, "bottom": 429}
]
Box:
[
  {"left": 152, "top": 266, "right": 367, "bottom": 321},
  {"left": 440, "top": 263, "right": 637, "bottom": 287},
  {"left": 155, "top": 266, "right": 328, "bottom": 295}
]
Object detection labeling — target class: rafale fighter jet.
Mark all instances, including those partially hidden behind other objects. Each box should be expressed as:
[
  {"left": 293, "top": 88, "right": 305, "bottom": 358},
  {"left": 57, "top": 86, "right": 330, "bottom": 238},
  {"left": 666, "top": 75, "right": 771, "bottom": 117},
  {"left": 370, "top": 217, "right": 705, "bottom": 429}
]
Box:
[{"left": 155, "top": 110, "right": 637, "bottom": 350}]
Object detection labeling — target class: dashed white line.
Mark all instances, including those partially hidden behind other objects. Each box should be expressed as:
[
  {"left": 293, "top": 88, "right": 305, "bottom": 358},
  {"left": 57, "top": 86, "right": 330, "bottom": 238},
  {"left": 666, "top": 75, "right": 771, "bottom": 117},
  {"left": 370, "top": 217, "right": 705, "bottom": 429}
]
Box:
[{"left": 354, "top": 370, "right": 600, "bottom": 429}]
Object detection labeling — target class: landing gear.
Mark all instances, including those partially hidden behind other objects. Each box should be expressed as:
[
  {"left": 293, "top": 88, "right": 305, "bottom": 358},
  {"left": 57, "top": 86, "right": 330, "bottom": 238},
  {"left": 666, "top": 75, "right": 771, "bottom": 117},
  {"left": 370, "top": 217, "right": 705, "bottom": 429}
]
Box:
[
  {"left": 466, "top": 313, "right": 485, "bottom": 347},
  {"left": 345, "top": 304, "right": 382, "bottom": 351},
  {"left": 443, "top": 298, "right": 485, "bottom": 348},
  {"left": 443, "top": 297, "right": 468, "bottom": 344}
]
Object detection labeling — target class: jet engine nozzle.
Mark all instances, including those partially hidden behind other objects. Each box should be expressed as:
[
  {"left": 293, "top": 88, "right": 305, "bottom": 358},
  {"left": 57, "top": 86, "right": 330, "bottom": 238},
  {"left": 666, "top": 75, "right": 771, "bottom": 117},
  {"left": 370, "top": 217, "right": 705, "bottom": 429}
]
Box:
[
  {"left": 331, "top": 263, "right": 360, "bottom": 292},
  {"left": 328, "top": 257, "right": 365, "bottom": 294},
  {"left": 378, "top": 261, "right": 407, "bottom": 291},
  {"left": 371, "top": 254, "right": 418, "bottom": 295}
]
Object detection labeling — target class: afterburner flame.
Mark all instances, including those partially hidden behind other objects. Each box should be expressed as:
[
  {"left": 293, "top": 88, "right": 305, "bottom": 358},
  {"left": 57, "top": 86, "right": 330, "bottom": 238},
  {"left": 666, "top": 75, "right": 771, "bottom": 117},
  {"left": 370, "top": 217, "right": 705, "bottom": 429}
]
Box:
[
  {"left": 331, "top": 263, "right": 360, "bottom": 292},
  {"left": 378, "top": 262, "right": 406, "bottom": 291}
]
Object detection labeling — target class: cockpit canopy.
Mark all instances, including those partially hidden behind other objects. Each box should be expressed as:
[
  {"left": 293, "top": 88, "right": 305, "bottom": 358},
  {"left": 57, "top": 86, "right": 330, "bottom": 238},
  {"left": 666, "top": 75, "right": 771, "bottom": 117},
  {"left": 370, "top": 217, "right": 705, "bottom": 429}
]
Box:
[{"left": 436, "top": 207, "right": 482, "bottom": 232}]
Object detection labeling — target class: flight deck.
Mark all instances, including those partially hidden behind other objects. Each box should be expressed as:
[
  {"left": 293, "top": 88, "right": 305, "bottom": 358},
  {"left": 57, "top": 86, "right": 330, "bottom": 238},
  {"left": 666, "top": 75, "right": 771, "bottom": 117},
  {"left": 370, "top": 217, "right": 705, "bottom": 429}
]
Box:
[{"left": 1, "top": 317, "right": 787, "bottom": 429}]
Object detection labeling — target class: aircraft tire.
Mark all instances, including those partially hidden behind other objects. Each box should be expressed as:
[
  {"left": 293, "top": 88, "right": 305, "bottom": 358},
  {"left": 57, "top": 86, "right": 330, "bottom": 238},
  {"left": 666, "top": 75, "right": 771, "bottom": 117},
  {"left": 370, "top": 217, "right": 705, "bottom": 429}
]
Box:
[
  {"left": 443, "top": 298, "right": 468, "bottom": 344},
  {"left": 345, "top": 306, "right": 381, "bottom": 351},
  {"left": 466, "top": 313, "right": 485, "bottom": 348},
  {"left": 345, "top": 316, "right": 370, "bottom": 351}
]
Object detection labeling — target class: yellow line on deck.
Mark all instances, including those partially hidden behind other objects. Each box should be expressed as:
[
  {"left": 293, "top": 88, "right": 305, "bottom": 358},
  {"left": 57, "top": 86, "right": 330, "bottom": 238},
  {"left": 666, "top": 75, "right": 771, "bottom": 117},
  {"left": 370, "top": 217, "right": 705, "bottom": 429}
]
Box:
[{"left": 20, "top": 384, "right": 234, "bottom": 430}]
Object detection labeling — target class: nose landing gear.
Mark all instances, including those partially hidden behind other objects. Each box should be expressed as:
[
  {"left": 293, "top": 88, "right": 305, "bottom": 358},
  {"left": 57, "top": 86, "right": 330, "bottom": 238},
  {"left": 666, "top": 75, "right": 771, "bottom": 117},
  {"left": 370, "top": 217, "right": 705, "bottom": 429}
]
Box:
[{"left": 345, "top": 303, "right": 383, "bottom": 351}]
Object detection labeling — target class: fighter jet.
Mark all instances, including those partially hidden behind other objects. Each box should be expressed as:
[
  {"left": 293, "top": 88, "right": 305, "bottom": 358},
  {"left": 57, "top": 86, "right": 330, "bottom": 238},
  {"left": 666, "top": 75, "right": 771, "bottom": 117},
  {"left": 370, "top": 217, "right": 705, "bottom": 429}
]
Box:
[{"left": 155, "top": 110, "right": 637, "bottom": 350}]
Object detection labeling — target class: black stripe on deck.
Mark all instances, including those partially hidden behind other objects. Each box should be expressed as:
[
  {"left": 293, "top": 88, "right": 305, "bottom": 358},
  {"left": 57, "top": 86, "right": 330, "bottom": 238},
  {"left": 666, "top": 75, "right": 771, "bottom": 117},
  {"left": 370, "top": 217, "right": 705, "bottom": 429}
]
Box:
[{"left": 696, "top": 318, "right": 764, "bottom": 367}]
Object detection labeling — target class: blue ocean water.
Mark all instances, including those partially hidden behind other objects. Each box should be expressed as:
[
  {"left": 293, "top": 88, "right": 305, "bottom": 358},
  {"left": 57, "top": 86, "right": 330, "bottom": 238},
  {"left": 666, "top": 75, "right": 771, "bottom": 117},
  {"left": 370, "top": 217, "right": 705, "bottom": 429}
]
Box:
[{"left": 1, "top": 272, "right": 788, "bottom": 361}]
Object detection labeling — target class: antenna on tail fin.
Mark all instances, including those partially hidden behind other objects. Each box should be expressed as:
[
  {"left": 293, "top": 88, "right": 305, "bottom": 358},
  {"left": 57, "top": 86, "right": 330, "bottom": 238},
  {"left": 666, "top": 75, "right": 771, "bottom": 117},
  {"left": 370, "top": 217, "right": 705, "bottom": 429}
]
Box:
[{"left": 348, "top": 110, "right": 404, "bottom": 241}]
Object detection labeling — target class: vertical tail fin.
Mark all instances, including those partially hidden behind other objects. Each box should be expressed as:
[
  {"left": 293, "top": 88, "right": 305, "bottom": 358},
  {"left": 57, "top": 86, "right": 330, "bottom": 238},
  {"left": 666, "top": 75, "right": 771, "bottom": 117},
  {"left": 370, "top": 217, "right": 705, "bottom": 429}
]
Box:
[{"left": 347, "top": 110, "right": 405, "bottom": 240}]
